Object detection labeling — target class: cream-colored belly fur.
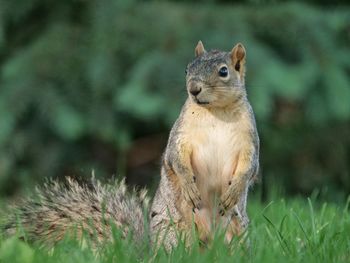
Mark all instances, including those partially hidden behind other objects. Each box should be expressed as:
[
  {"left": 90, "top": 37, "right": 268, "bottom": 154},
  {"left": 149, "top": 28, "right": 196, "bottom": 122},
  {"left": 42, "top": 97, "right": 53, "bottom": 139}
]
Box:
[{"left": 183, "top": 104, "right": 251, "bottom": 211}]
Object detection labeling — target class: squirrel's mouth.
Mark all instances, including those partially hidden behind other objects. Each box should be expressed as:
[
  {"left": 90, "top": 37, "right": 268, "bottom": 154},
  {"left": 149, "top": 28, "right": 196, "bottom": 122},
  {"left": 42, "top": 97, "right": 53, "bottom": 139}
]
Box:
[{"left": 194, "top": 98, "right": 209, "bottom": 105}]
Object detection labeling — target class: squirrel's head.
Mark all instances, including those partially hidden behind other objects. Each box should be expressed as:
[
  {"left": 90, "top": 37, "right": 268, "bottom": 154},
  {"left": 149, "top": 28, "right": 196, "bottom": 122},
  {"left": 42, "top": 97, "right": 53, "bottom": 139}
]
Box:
[{"left": 185, "top": 41, "right": 246, "bottom": 108}]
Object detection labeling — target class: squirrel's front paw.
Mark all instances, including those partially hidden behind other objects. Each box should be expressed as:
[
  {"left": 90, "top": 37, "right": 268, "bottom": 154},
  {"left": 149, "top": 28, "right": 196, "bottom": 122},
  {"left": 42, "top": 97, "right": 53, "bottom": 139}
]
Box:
[
  {"left": 218, "top": 180, "right": 243, "bottom": 216},
  {"left": 182, "top": 178, "right": 202, "bottom": 210}
]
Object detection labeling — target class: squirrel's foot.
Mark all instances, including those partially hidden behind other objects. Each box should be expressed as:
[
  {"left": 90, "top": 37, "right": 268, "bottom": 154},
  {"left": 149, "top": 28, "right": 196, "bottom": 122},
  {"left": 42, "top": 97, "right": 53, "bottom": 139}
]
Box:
[{"left": 193, "top": 208, "right": 212, "bottom": 244}]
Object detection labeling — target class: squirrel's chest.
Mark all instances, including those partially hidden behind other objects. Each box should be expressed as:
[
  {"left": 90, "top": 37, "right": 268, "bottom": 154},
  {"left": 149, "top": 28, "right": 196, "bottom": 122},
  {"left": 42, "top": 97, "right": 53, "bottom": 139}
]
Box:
[
  {"left": 185, "top": 114, "right": 251, "bottom": 198},
  {"left": 190, "top": 122, "right": 241, "bottom": 178}
]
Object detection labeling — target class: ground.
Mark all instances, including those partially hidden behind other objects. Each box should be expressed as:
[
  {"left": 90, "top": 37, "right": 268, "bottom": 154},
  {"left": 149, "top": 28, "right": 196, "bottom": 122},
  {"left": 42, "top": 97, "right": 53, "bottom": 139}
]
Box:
[{"left": 0, "top": 192, "right": 349, "bottom": 263}]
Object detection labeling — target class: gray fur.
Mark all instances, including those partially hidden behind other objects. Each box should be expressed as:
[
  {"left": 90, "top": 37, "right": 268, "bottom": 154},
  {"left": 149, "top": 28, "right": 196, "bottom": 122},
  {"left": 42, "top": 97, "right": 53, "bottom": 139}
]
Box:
[
  {"left": 149, "top": 167, "right": 182, "bottom": 251},
  {"left": 2, "top": 177, "right": 149, "bottom": 248}
]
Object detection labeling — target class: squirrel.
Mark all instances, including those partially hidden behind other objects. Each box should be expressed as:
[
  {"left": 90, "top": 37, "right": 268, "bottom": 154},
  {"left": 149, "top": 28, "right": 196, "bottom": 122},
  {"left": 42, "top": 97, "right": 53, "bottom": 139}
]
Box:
[
  {"left": 150, "top": 41, "right": 259, "bottom": 250},
  {"left": 1, "top": 41, "right": 259, "bottom": 252}
]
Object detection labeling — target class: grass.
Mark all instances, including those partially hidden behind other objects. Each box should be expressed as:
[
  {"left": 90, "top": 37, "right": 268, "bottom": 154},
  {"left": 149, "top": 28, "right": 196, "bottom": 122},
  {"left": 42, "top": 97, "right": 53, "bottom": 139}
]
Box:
[{"left": 0, "top": 194, "right": 349, "bottom": 263}]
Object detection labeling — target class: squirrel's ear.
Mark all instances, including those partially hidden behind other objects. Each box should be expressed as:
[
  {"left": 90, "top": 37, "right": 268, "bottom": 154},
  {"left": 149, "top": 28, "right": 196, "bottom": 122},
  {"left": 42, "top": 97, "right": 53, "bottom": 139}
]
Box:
[
  {"left": 195, "top": 40, "right": 206, "bottom": 57},
  {"left": 230, "top": 43, "right": 246, "bottom": 72}
]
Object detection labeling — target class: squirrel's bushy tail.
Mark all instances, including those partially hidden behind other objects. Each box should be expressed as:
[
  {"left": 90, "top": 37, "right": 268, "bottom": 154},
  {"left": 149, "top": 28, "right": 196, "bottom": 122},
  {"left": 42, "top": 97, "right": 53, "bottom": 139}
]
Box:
[{"left": 2, "top": 177, "right": 149, "bottom": 248}]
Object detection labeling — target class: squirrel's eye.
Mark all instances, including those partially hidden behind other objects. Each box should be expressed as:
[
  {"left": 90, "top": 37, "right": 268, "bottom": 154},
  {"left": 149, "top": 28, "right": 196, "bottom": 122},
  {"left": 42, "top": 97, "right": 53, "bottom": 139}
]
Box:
[
  {"left": 218, "top": 66, "right": 228, "bottom": 77},
  {"left": 185, "top": 69, "right": 188, "bottom": 75}
]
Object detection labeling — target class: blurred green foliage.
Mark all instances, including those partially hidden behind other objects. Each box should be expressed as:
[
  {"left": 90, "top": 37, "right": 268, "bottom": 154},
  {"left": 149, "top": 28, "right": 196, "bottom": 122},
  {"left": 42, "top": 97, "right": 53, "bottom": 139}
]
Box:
[{"left": 0, "top": 0, "right": 349, "bottom": 198}]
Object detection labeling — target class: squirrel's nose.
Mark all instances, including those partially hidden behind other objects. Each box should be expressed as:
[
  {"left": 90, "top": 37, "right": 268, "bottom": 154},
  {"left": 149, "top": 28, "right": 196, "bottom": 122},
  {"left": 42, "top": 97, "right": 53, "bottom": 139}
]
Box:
[{"left": 189, "top": 86, "right": 202, "bottom": 96}]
